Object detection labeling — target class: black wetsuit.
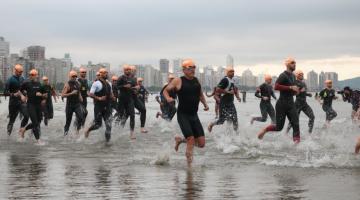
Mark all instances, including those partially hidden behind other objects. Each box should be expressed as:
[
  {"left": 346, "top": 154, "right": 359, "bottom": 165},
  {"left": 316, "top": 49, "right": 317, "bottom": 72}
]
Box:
[
  {"left": 177, "top": 76, "right": 204, "bottom": 139},
  {"left": 213, "top": 76, "right": 238, "bottom": 130},
  {"left": 265, "top": 71, "right": 300, "bottom": 141},
  {"left": 41, "top": 84, "right": 54, "bottom": 126},
  {"left": 253, "top": 83, "right": 276, "bottom": 124},
  {"left": 342, "top": 90, "right": 360, "bottom": 112},
  {"left": 111, "top": 82, "right": 119, "bottom": 114},
  {"left": 5, "top": 75, "right": 29, "bottom": 135},
  {"left": 21, "top": 80, "right": 45, "bottom": 140},
  {"left": 287, "top": 80, "right": 315, "bottom": 133},
  {"left": 88, "top": 79, "right": 112, "bottom": 141},
  {"left": 133, "top": 85, "right": 147, "bottom": 128},
  {"left": 64, "top": 80, "right": 84, "bottom": 135},
  {"left": 158, "top": 84, "right": 177, "bottom": 121},
  {"left": 78, "top": 78, "right": 89, "bottom": 124},
  {"left": 319, "top": 88, "right": 337, "bottom": 121},
  {"left": 117, "top": 75, "right": 137, "bottom": 130}
]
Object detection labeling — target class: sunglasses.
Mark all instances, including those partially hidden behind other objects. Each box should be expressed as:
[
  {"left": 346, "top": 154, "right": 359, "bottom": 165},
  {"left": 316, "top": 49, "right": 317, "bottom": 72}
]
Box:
[{"left": 184, "top": 65, "right": 196, "bottom": 70}]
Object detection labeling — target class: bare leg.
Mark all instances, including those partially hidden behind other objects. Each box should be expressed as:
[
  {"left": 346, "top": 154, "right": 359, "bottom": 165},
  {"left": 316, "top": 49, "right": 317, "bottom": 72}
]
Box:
[
  {"left": 355, "top": 136, "right": 360, "bottom": 154},
  {"left": 175, "top": 135, "right": 185, "bottom": 151},
  {"left": 257, "top": 127, "right": 267, "bottom": 139},
  {"left": 130, "top": 130, "right": 136, "bottom": 140},
  {"left": 186, "top": 136, "right": 195, "bottom": 164}
]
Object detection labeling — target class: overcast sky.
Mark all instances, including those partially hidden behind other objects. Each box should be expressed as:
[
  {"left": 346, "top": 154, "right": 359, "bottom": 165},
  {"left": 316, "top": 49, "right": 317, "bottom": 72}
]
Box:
[{"left": 2, "top": 0, "right": 360, "bottom": 79}]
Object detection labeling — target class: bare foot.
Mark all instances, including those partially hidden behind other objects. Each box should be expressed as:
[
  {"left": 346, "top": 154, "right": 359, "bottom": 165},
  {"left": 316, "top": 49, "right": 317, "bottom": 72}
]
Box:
[
  {"left": 84, "top": 129, "right": 90, "bottom": 138},
  {"left": 19, "top": 128, "right": 26, "bottom": 138},
  {"left": 174, "top": 136, "right": 183, "bottom": 152},
  {"left": 156, "top": 112, "right": 161, "bottom": 118},
  {"left": 293, "top": 136, "right": 300, "bottom": 144},
  {"left": 186, "top": 151, "right": 193, "bottom": 164},
  {"left": 141, "top": 128, "right": 148, "bottom": 133},
  {"left": 208, "top": 123, "right": 214, "bottom": 133},
  {"left": 355, "top": 137, "right": 360, "bottom": 154},
  {"left": 130, "top": 132, "right": 136, "bottom": 140},
  {"left": 257, "top": 128, "right": 267, "bottom": 140}
]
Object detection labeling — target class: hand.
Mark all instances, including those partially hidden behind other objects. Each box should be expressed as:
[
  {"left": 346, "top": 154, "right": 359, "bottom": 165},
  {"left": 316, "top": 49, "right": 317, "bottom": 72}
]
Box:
[
  {"left": 36, "top": 92, "right": 42, "bottom": 97},
  {"left": 291, "top": 86, "right": 300, "bottom": 94},
  {"left": 20, "top": 95, "right": 26, "bottom": 103},
  {"left": 204, "top": 104, "right": 209, "bottom": 111},
  {"left": 97, "top": 96, "right": 106, "bottom": 101},
  {"left": 300, "top": 88, "right": 306, "bottom": 92},
  {"left": 166, "top": 97, "right": 175, "bottom": 103},
  {"left": 71, "top": 90, "right": 78, "bottom": 95},
  {"left": 134, "top": 85, "right": 140, "bottom": 90},
  {"left": 42, "top": 94, "right": 48, "bottom": 98},
  {"left": 262, "top": 96, "right": 269, "bottom": 101},
  {"left": 227, "top": 90, "right": 235, "bottom": 95},
  {"left": 13, "top": 91, "right": 21, "bottom": 97},
  {"left": 124, "top": 84, "right": 131, "bottom": 88}
]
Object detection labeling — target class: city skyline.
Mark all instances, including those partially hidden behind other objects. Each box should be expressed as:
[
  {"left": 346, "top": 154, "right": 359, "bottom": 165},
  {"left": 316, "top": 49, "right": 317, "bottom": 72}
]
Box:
[{"left": 1, "top": 0, "right": 360, "bottom": 80}]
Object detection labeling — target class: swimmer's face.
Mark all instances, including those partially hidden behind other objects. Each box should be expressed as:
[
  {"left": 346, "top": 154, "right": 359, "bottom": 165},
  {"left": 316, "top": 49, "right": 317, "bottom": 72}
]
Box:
[
  {"left": 326, "top": 82, "right": 332, "bottom": 88},
  {"left": 296, "top": 73, "right": 304, "bottom": 80},
  {"left": 182, "top": 65, "right": 196, "bottom": 78},
  {"left": 287, "top": 60, "right": 296, "bottom": 71},
  {"left": 265, "top": 78, "right": 272, "bottom": 84},
  {"left": 43, "top": 79, "right": 49, "bottom": 85},
  {"left": 124, "top": 68, "right": 132, "bottom": 76},
  {"left": 227, "top": 69, "right": 235, "bottom": 78},
  {"left": 80, "top": 70, "right": 87, "bottom": 78}
]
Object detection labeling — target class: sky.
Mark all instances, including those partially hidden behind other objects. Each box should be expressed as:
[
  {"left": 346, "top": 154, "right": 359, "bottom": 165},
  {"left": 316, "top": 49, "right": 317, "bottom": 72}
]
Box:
[{"left": 1, "top": 0, "right": 360, "bottom": 80}]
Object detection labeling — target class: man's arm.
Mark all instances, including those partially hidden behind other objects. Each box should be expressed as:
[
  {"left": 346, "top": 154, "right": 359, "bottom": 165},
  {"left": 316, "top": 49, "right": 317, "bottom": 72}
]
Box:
[
  {"left": 163, "top": 78, "right": 180, "bottom": 102},
  {"left": 61, "top": 83, "right": 71, "bottom": 98},
  {"left": 199, "top": 88, "right": 209, "bottom": 110}
]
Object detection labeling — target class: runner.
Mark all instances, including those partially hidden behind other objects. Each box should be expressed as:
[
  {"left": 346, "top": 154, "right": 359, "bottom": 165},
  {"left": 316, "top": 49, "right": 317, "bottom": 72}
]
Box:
[
  {"left": 77, "top": 67, "right": 89, "bottom": 126},
  {"left": 205, "top": 87, "right": 220, "bottom": 119},
  {"left": 251, "top": 75, "right": 276, "bottom": 124},
  {"left": 111, "top": 75, "right": 119, "bottom": 116},
  {"left": 117, "top": 65, "right": 137, "bottom": 139},
  {"left": 84, "top": 68, "right": 113, "bottom": 142},
  {"left": 163, "top": 59, "right": 209, "bottom": 164},
  {"left": 19, "top": 69, "right": 46, "bottom": 144},
  {"left": 340, "top": 86, "right": 360, "bottom": 122},
  {"left": 318, "top": 80, "right": 338, "bottom": 128},
  {"left": 41, "top": 76, "right": 57, "bottom": 126},
  {"left": 156, "top": 74, "right": 177, "bottom": 121},
  {"left": 61, "top": 70, "right": 84, "bottom": 136},
  {"left": 286, "top": 70, "right": 315, "bottom": 133},
  {"left": 4, "top": 64, "right": 29, "bottom": 135},
  {"left": 257, "top": 57, "right": 301, "bottom": 143},
  {"left": 208, "top": 67, "right": 241, "bottom": 132}
]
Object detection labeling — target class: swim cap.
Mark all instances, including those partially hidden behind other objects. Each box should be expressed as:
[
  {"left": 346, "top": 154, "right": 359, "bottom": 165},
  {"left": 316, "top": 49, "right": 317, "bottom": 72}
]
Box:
[
  {"left": 111, "top": 75, "right": 118, "bottom": 81},
  {"left": 285, "top": 57, "right": 296, "bottom": 66},
  {"left": 295, "top": 70, "right": 303, "bottom": 77},
  {"left": 325, "top": 79, "right": 332, "bottom": 84},
  {"left": 42, "top": 76, "right": 48, "bottom": 81},
  {"left": 79, "top": 67, "right": 87, "bottom": 73},
  {"left": 69, "top": 70, "right": 77, "bottom": 78},
  {"left": 182, "top": 59, "right": 196, "bottom": 69},
  {"left": 264, "top": 74, "right": 272, "bottom": 81},
  {"left": 29, "top": 69, "right": 38, "bottom": 76}
]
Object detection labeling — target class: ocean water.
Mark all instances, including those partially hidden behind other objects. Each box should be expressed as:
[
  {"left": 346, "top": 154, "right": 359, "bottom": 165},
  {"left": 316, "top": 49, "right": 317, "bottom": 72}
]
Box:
[{"left": 0, "top": 94, "right": 359, "bottom": 199}]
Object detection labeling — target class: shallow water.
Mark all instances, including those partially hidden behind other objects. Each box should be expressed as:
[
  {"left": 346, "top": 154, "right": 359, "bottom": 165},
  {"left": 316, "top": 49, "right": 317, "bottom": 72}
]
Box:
[{"left": 0, "top": 94, "right": 359, "bottom": 199}]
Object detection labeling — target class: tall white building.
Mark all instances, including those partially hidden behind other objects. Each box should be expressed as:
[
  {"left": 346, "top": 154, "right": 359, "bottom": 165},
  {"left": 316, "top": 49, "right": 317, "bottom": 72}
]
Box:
[
  {"left": 226, "top": 54, "right": 234, "bottom": 67},
  {"left": 159, "top": 59, "right": 169, "bottom": 74},
  {"left": 306, "top": 70, "right": 318, "bottom": 91},
  {"left": 319, "top": 71, "right": 326, "bottom": 89},
  {"left": 0, "top": 37, "right": 10, "bottom": 57},
  {"left": 173, "top": 58, "right": 183, "bottom": 78},
  {"left": 241, "top": 69, "right": 257, "bottom": 88},
  {"left": 325, "top": 72, "right": 339, "bottom": 88}
]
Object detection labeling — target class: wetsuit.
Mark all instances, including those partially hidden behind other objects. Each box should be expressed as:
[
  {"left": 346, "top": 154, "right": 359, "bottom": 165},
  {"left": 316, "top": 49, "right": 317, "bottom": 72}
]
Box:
[
  {"left": 64, "top": 80, "right": 84, "bottom": 135},
  {"left": 177, "top": 76, "right": 204, "bottom": 139},
  {"left": 41, "top": 84, "right": 55, "bottom": 126},
  {"left": 88, "top": 79, "right": 112, "bottom": 141},
  {"left": 287, "top": 80, "right": 315, "bottom": 133},
  {"left": 158, "top": 84, "right": 177, "bottom": 121},
  {"left": 253, "top": 83, "right": 276, "bottom": 124},
  {"left": 78, "top": 78, "right": 89, "bottom": 125},
  {"left": 213, "top": 76, "right": 238, "bottom": 130},
  {"left": 111, "top": 82, "right": 119, "bottom": 115},
  {"left": 342, "top": 90, "right": 360, "bottom": 112},
  {"left": 117, "top": 75, "right": 137, "bottom": 130},
  {"left": 21, "top": 80, "right": 45, "bottom": 140},
  {"left": 264, "top": 71, "right": 300, "bottom": 141},
  {"left": 133, "top": 85, "right": 147, "bottom": 128},
  {"left": 4, "top": 75, "right": 29, "bottom": 135},
  {"left": 319, "top": 88, "right": 337, "bottom": 121}
]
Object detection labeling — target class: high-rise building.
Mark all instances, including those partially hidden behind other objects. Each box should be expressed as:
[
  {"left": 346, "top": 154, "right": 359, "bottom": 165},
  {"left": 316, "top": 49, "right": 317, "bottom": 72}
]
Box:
[
  {"left": 325, "top": 72, "right": 339, "bottom": 88},
  {"left": 0, "top": 37, "right": 10, "bottom": 57},
  {"left": 226, "top": 54, "right": 234, "bottom": 68},
  {"left": 27, "top": 46, "right": 45, "bottom": 61},
  {"left": 306, "top": 70, "right": 318, "bottom": 91},
  {"left": 241, "top": 69, "right": 257, "bottom": 88},
  {"left": 319, "top": 71, "right": 326, "bottom": 89},
  {"left": 159, "top": 59, "right": 169, "bottom": 74},
  {"left": 173, "top": 58, "right": 183, "bottom": 77}
]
